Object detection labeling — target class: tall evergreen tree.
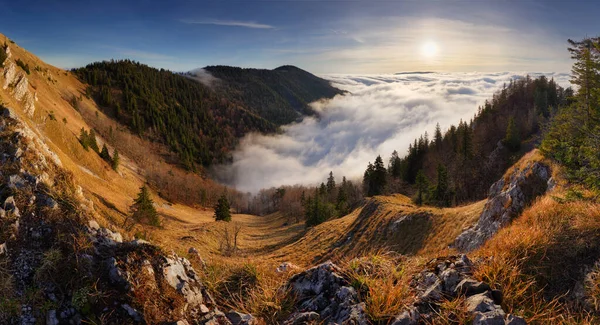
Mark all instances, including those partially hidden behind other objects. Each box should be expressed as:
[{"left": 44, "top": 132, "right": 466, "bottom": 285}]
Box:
[
  {"left": 88, "top": 129, "right": 99, "bottom": 153},
  {"left": 434, "top": 123, "right": 443, "bottom": 148},
  {"left": 369, "top": 155, "right": 387, "bottom": 196},
  {"left": 503, "top": 116, "right": 521, "bottom": 151},
  {"left": 415, "top": 170, "right": 428, "bottom": 206},
  {"left": 568, "top": 37, "right": 600, "bottom": 124},
  {"left": 432, "top": 164, "right": 451, "bottom": 207},
  {"left": 100, "top": 144, "right": 111, "bottom": 162},
  {"left": 389, "top": 150, "right": 402, "bottom": 178},
  {"left": 79, "top": 128, "right": 89, "bottom": 151},
  {"left": 214, "top": 192, "right": 232, "bottom": 222},
  {"left": 130, "top": 185, "right": 159, "bottom": 226},
  {"left": 111, "top": 149, "right": 120, "bottom": 171}
]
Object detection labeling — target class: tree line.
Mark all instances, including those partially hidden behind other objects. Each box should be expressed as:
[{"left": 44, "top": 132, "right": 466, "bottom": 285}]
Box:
[
  {"left": 541, "top": 37, "right": 600, "bottom": 190},
  {"left": 363, "top": 74, "right": 570, "bottom": 206},
  {"left": 74, "top": 60, "right": 277, "bottom": 171}
]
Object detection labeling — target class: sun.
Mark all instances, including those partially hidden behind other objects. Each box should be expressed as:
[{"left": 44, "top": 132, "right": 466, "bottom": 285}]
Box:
[{"left": 421, "top": 41, "right": 439, "bottom": 58}]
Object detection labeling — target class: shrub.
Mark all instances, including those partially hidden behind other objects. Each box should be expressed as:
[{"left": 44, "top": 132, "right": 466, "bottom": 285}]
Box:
[
  {"left": 15, "top": 58, "right": 30, "bottom": 75},
  {"left": 0, "top": 43, "right": 7, "bottom": 67}
]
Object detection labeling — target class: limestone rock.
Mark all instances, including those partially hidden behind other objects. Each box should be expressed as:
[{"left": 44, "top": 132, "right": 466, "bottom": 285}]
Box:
[
  {"left": 455, "top": 162, "right": 551, "bottom": 252},
  {"left": 2, "top": 60, "right": 17, "bottom": 90},
  {"left": 163, "top": 255, "right": 205, "bottom": 307},
  {"left": 284, "top": 261, "right": 368, "bottom": 325},
  {"left": 276, "top": 262, "right": 299, "bottom": 273},
  {"left": 225, "top": 310, "right": 257, "bottom": 325}
]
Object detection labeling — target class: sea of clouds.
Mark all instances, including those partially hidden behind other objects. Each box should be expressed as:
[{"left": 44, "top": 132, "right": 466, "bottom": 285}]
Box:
[{"left": 216, "top": 72, "right": 571, "bottom": 192}]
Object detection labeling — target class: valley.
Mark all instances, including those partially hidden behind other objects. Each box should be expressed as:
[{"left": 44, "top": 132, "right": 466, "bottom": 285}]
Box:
[{"left": 1, "top": 14, "right": 600, "bottom": 324}]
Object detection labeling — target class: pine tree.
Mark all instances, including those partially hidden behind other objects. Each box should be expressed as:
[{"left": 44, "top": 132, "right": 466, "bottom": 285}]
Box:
[
  {"left": 568, "top": 37, "right": 600, "bottom": 124},
  {"left": 363, "top": 162, "right": 374, "bottom": 195},
  {"left": 111, "top": 149, "right": 120, "bottom": 171},
  {"left": 79, "top": 128, "right": 89, "bottom": 151},
  {"left": 100, "top": 144, "right": 111, "bottom": 162},
  {"left": 88, "top": 129, "right": 99, "bottom": 153},
  {"left": 415, "top": 170, "right": 428, "bottom": 206},
  {"left": 369, "top": 155, "right": 387, "bottom": 196},
  {"left": 336, "top": 176, "right": 349, "bottom": 216},
  {"left": 389, "top": 150, "right": 402, "bottom": 178},
  {"left": 326, "top": 171, "right": 336, "bottom": 195},
  {"left": 503, "top": 116, "right": 521, "bottom": 151},
  {"left": 432, "top": 164, "right": 451, "bottom": 207},
  {"left": 434, "top": 123, "right": 443, "bottom": 148},
  {"left": 214, "top": 192, "right": 232, "bottom": 222},
  {"left": 130, "top": 185, "right": 159, "bottom": 226}
]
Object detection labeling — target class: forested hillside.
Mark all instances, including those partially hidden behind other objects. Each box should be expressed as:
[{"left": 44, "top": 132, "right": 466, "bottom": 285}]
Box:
[
  {"left": 74, "top": 60, "right": 278, "bottom": 169},
  {"left": 542, "top": 37, "right": 600, "bottom": 190},
  {"left": 203, "top": 65, "right": 345, "bottom": 125},
  {"left": 363, "top": 74, "right": 572, "bottom": 206}
]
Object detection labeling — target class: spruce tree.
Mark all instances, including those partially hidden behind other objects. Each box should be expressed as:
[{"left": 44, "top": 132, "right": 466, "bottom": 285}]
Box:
[
  {"left": 415, "top": 170, "right": 428, "bottom": 206},
  {"left": 568, "top": 37, "right": 600, "bottom": 124},
  {"left": 79, "top": 128, "right": 89, "bottom": 151},
  {"left": 389, "top": 150, "right": 402, "bottom": 178},
  {"left": 214, "top": 192, "right": 232, "bottom": 222},
  {"left": 88, "top": 129, "right": 99, "bottom": 153},
  {"left": 434, "top": 123, "right": 443, "bottom": 148},
  {"left": 370, "top": 155, "right": 387, "bottom": 196},
  {"left": 326, "top": 171, "right": 336, "bottom": 195},
  {"left": 363, "top": 162, "right": 374, "bottom": 195},
  {"left": 100, "top": 144, "right": 111, "bottom": 162},
  {"left": 432, "top": 164, "right": 451, "bottom": 207},
  {"left": 111, "top": 149, "right": 120, "bottom": 171},
  {"left": 130, "top": 185, "right": 159, "bottom": 226},
  {"left": 503, "top": 116, "right": 521, "bottom": 151}
]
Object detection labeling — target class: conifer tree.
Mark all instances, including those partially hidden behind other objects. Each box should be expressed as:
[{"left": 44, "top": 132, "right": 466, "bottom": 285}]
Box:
[
  {"left": 389, "top": 150, "right": 402, "bottom": 178},
  {"left": 415, "top": 170, "right": 428, "bottom": 206},
  {"left": 326, "top": 171, "right": 336, "bottom": 195},
  {"left": 434, "top": 123, "right": 443, "bottom": 148},
  {"left": 432, "top": 164, "right": 451, "bottom": 207},
  {"left": 111, "top": 149, "right": 120, "bottom": 171},
  {"left": 369, "top": 155, "right": 387, "bottom": 196},
  {"left": 503, "top": 116, "right": 521, "bottom": 151},
  {"left": 79, "top": 128, "right": 89, "bottom": 151},
  {"left": 214, "top": 192, "right": 232, "bottom": 222},
  {"left": 568, "top": 37, "right": 600, "bottom": 123},
  {"left": 130, "top": 185, "right": 159, "bottom": 226},
  {"left": 100, "top": 144, "right": 111, "bottom": 161},
  {"left": 363, "top": 162, "right": 374, "bottom": 195},
  {"left": 88, "top": 129, "right": 100, "bottom": 153}
]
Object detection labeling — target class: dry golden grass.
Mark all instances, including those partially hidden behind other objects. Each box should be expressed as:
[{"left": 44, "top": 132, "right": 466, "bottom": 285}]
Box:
[
  {"left": 471, "top": 175, "right": 600, "bottom": 323},
  {"left": 8, "top": 32, "right": 600, "bottom": 324}
]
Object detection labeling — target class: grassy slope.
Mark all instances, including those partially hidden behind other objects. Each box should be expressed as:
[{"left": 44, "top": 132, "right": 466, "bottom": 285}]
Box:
[{"left": 5, "top": 33, "right": 597, "bottom": 323}]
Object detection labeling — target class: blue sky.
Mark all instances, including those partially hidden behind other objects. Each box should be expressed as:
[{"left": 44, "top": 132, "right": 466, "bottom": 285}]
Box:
[{"left": 1, "top": 0, "right": 599, "bottom": 73}]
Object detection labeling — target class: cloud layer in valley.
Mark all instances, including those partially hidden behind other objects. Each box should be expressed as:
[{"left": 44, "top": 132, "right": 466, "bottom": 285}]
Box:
[{"left": 217, "top": 72, "right": 571, "bottom": 192}]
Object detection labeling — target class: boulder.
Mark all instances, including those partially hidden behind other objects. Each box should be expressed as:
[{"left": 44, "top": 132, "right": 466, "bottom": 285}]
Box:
[
  {"left": 163, "top": 255, "right": 205, "bottom": 307},
  {"left": 284, "top": 261, "right": 368, "bottom": 325},
  {"left": 454, "top": 279, "right": 491, "bottom": 297},
  {"left": 225, "top": 311, "right": 257, "bottom": 325}
]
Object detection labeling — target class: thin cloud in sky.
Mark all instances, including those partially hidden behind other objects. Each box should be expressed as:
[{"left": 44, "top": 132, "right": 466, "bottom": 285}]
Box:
[{"left": 180, "top": 19, "right": 274, "bottom": 29}]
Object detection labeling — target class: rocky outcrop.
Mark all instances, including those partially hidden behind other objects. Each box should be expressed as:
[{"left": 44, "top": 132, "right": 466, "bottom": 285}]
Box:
[
  {"left": 1, "top": 47, "right": 35, "bottom": 117},
  {"left": 283, "top": 261, "right": 368, "bottom": 325},
  {"left": 392, "top": 255, "right": 526, "bottom": 325},
  {"left": 2, "top": 60, "right": 17, "bottom": 89},
  {"left": 454, "top": 161, "right": 552, "bottom": 252},
  {"left": 0, "top": 107, "right": 246, "bottom": 324}
]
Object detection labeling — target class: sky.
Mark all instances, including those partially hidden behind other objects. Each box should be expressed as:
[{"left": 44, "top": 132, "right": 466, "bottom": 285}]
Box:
[{"left": 1, "top": 0, "right": 600, "bottom": 73}]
